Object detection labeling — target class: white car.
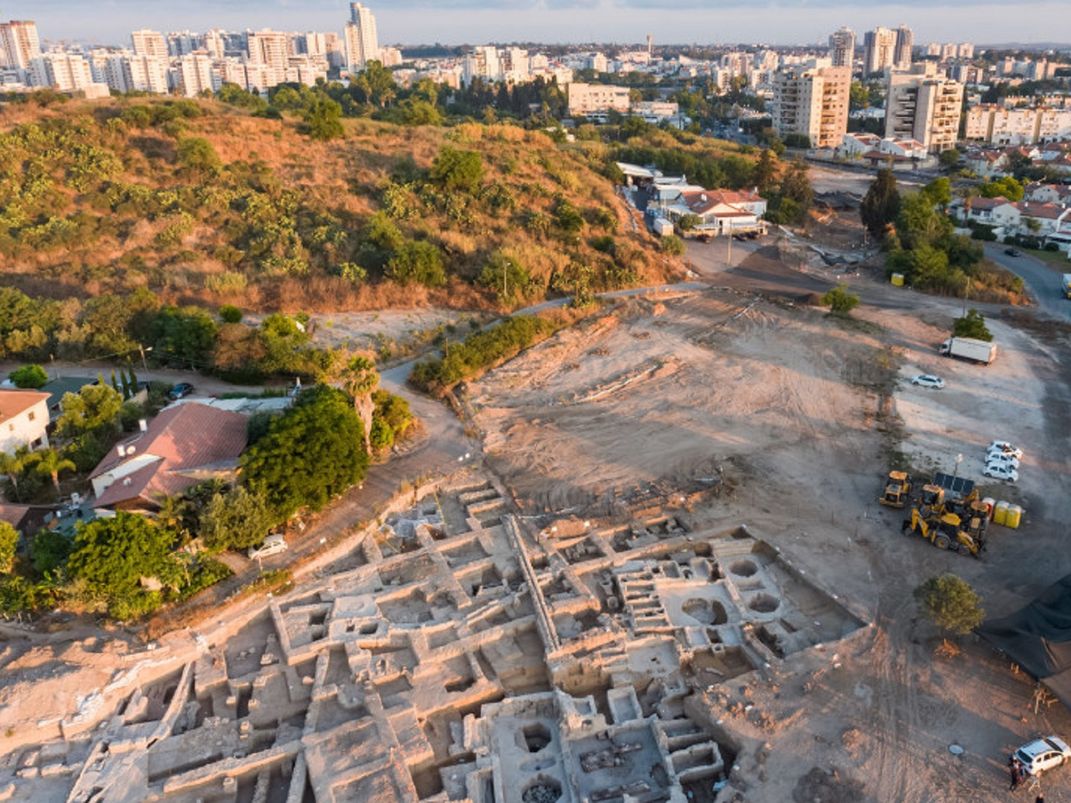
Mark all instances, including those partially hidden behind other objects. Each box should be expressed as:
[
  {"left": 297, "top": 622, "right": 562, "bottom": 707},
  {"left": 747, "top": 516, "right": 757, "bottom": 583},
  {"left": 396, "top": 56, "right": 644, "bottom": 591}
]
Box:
[
  {"left": 983, "top": 464, "right": 1019, "bottom": 482},
  {"left": 988, "top": 441, "right": 1024, "bottom": 460},
  {"left": 1013, "top": 735, "right": 1071, "bottom": 776},
  {"left": 911, "top": 374, "right": 945, "bottom": 389},
  {"left": 985, "top": 453, "right": 1021, "bottom": 470},
  {"left": 247, "top": 533, "right": 287, "bottom": 560}
]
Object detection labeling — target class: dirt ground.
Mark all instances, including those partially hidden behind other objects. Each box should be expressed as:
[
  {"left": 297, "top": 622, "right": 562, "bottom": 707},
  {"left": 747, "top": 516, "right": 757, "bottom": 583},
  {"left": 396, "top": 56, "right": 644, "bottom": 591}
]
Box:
[{"left": 468, "top": 286, "right": 1071, "bottom": 802}]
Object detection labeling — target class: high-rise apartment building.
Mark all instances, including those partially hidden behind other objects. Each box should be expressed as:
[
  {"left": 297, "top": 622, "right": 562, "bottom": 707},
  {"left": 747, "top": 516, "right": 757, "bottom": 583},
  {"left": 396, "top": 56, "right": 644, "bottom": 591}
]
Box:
[
  {"left": 131, "top": 29, "right": 168, "bottom": 59},
  {"left": 885, "top": 67, "right": 964, "bottom": 152},
  {"left": 958, "top": 43, "right": 975, "bottom": 59},
  {"left": 30, "top": 52, "right": 94, "bottom": 92},
  {"left": 246, "top": 29, "right": 290, "bottom": 85},
  {"left": 863, "top": 27, "right": 896, "bottom": 75},
  {"left": 176, "top": 52, "right": 215, "bottom": 96},
  {"left": 828, "top": 27, "right": 855, "bottom": 73},
  {"left": 345, "top": 3, "right": 379, "bottom": 71},
  {"left": 0, "top": 20, "right": 41, "bottom": 70},
  {"left": 167, "top": 31, "right": 200, "bottom": 57},
  {"left": 771, "top": 60, "right": 851, "bottom": 149},
  {"left": 893, "top": 25, "right": 914, "bottom": 70}
]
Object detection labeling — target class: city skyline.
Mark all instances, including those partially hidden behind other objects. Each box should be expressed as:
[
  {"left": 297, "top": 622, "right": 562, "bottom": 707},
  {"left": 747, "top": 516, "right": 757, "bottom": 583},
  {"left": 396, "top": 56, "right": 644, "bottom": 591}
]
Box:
[{"left": 15, "top": 1, "right": 1071, "bottom": 48}]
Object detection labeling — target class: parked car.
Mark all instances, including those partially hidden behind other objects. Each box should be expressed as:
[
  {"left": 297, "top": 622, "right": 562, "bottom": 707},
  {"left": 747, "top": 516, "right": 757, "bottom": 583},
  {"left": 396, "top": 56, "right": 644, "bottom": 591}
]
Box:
[
  {"left": 1013, "top": 735, "right": 1071, "bottom": 776},
  {"left": 247, "top": 533, "right": 287, "bottom": 560},
  {"left": 983, "top": 464, "right": 1019, "bottom": 482},
  {"left": 986, "top": 453, "right": 1021, "bottom": 470},
  {"left": 168, "top": 382, "right": 194, "bottom": 400},
  {"left": 988, "top": 441, "right": 1024, "bottom": 460},
  {"left": 911, "top": 374, "right": 945, "bottom": 389},
  {"left": 1004, "top": 247, "right": 1021, "bottom": 257}
]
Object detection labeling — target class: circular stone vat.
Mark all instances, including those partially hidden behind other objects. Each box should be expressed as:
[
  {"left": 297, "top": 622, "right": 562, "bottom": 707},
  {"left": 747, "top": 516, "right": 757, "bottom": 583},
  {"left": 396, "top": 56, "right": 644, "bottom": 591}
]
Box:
[
  {"left": 729, "top": 559, "right": 758, "bottom": 577},
  {"left": 682, "top": 598, "right": 728, "bottom": 626},
  {"left": 748, "top": 593, "right": 779, "bottom": 613},
  {"left": 522, "top": 776, "right": 563, "bottom": 803}
]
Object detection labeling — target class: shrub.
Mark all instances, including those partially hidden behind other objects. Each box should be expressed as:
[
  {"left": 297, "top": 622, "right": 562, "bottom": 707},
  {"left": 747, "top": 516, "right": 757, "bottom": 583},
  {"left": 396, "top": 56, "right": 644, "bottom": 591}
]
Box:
[
  {"left": 0, "top": 522, "right": 17, "bottom": 574},
  {"left": 429, "top": 147, "right": 484, "bottom": 194},
  {"left": 9, "top": 364, "right": 48, "bottom": 388},
  {"left": 199, "top": 486, "right": 279, "bottom": 552},
  {"left": 177, "top": 137, "right": 222, "bottom": 175},
  {"left": 301, "top": 94, "right": 345, "bottom": 141},
  {"left": 386, "top": 240, "right": 446, "bottom": 288},
  {"left": 952, "top": 309, "right": 992, "bottom": 342},
  {"left": 660, "top": 235, "right": 685, "bottom": 256},
  {"left": 205, "top": 272, "right": 248, "bottom": 295},
  {"left": 219, "top": 305, "right": 243, "bottom": 324},
  {"left": 821, "top": 284, "right": 860, "bottom": 317}
]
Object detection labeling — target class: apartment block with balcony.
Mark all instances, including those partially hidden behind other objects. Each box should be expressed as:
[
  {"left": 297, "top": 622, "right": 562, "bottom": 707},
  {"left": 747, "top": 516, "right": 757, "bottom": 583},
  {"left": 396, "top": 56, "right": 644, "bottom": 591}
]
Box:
[
  {"left": 770, "top": 61, "right": 850, "bottom": 149},
  {"left": 885, "top": 71, "right": 963, "bottom": 153}
]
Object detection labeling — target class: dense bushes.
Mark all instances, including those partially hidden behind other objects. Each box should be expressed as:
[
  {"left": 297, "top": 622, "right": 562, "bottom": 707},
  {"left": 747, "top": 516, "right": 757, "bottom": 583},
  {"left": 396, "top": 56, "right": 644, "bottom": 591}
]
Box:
[{"left": 411, "top": 315, "right": 558, "bottom": 393}]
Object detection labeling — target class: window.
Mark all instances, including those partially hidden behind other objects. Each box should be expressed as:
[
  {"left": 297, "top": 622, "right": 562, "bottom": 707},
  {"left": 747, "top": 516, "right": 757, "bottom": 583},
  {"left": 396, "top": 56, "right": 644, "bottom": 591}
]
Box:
[{"left": 27, "top": 411, "right": 34, "bottom": 421}]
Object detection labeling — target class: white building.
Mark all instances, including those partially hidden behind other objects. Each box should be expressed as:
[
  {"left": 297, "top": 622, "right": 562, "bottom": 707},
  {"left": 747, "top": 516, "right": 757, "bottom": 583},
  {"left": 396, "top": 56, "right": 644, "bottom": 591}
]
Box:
[
  {"left": 345, "top": 3, "right": 379, "bottom": 70},
  {"left": 30, "top": 52, "right": 105, "bottom": 95},
  {"left": 0, "top": 19, "right": 40, "bottom": 71},
  {"left": 770, "top": 60, "right": 851, "bottom": 149},
  {"left": 176, "top": 52, "right": 215, "bottom": 96},
  {"left": 893, "top": 25, "right": 914, "bottom": 71},
  {"left": 0, "top": 391, "right": 49, "bottom": 456},
  {"left": 966, "top": 105, "right": 1071, "bottom": 145},
  {"left": 131, "top": 29, "right": 168, "bottom": 59},
  {"left": 246, "top": 30, "right": 290, "bottom": 86},
  {"left": 863, "top": 27, "right": 897, "bottom": 75},
  {"left": 885, "top": 69, "right": 964, "bottom": 153},
  {"left": 567, "top": 82, "right": 631, "bottom": 117}
]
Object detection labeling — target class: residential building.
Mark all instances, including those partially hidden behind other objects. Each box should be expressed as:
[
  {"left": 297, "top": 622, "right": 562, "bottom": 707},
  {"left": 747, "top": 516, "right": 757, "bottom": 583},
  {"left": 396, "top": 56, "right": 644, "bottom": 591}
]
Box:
[
  {"left": 167, "top": 31, "right": 199, "bottom": 57},
  {"left": 863, "top": 27, "right": 896, "bottom": 75},
  {"left": 770, "top": 61, "right": 851, "bottom": 149},
  {"left": 951, "top": 196, "right": 1021, "bottom": 230},
  {"left": 131, "top": 29, "right": 168, "bottom": 59},
  {"left": 966, "top": 105, "right": 1071, "bottom": 145},
  {"left": 586, "top": 52, "right": 609, "bottom": 73},
  {"left": 894, "top": 25, "right": 914, "bottom": 70},
  {"left": 345, "top": 2, "right": 379, "bottom": 70},
  {"left": 89, "top": 402, "right": 248, "bottom": 511},
  {"left": 828, "top": 27, "right": 855, "bottom": 72},
  {"left": 379, "top": 46, "right": 403, "bottom": 68},
  {"left": 501, "top": 47, "right": 530, "bottom": 82},
  {"left": 0, "top": 19, "right": 40, "bottom": 70},
  {"left": 567, "top": 82, "right": 631, "bottom": 117},
  {"left": 958, "top": 43, "right": 975, "bottom": 59},
  {"left": 0, "top": 390, "right": 49, "bottom": 455},
  {"left": 630, "top": 100, "right": 682, "bottom": 124},
  {"left": 30, "top": 52, "right": 103, "bottom": 95},
  {"left": 246, "top": 29, "right": 290, "bottom": 86},
  {"left": 203, "top": 29, "right": 227, "bottom": 59},
  {"left": 176, "top": 52, "right": 215, "bottom": 96},
  {"left": 123, "top": 54, "right": 169, "bottom": 94},
  {"left": 885, "top": 69, "right": 964, "bottom": 152},
  {"left": 1017, "top": 202, "right": 1070, "bottom": 235}
]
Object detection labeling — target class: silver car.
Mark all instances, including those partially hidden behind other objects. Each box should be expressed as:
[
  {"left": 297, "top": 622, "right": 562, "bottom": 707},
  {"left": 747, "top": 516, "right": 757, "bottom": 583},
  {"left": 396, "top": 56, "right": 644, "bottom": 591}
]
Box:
[{"left": 1014, "top": 735, "right": 1071, "bottom": 776}]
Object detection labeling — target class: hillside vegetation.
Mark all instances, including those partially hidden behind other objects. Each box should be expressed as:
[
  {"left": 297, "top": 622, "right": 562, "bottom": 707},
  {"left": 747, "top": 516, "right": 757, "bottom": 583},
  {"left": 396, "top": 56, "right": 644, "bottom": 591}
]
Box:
[{"left": 0, "top": 97, "right": 681, "bottom": 314}]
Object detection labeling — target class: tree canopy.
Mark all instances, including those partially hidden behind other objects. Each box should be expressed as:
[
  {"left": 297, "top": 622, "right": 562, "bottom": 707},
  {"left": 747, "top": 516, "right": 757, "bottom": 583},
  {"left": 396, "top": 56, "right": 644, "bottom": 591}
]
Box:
[
  {"left": 914, "top": 573, "right": 985, "bottom": 636},
  {"left": 860, "top": 169, "right": 900, "bottom": 239},
  {"left": 57, "top": 384, "right": 123, "bottom": 436},
  {"left": 953, "top": 309, "right": 992, "bottom": 342}
]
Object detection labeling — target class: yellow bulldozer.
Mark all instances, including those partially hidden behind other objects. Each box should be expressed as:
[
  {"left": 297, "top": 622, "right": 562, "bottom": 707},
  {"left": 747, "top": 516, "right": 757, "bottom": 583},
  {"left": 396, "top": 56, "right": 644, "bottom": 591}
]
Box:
[
  {"left": 879, "top": 471, "right": 912, "bottom": 508},
  {"left": 902, "top": 507, "right": 984, "bottom": 558}
]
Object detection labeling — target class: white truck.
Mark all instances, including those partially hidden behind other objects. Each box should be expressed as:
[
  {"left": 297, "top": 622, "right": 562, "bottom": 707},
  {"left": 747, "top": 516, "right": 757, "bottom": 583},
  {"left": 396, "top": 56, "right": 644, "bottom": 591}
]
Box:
[
  {"left": 939, "top": 337, "right": 997, "bottom": 365},
  {"left": 1062, "top": 273, "right": 1071, "bottom": 300}
]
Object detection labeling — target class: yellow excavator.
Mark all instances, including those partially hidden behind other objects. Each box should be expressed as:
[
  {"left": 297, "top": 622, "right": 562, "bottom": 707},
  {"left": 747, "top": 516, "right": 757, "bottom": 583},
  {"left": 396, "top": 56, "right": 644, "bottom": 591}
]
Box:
[
  {"left": 902, "top": 507, "right": 984, "bottom": 558},
  {"left": 879, "top": 471, "right": 912, "bottom": 508}
]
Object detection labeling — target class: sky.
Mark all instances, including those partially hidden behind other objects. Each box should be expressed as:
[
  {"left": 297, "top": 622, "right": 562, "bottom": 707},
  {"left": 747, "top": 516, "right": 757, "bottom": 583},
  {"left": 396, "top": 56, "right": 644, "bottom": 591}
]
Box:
[{"left": 15, "top": 1, "right": 1071, "bottom": 48}]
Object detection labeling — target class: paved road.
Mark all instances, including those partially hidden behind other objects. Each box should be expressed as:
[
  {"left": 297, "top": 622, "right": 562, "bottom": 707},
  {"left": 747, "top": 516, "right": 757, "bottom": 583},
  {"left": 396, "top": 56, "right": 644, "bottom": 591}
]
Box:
[{"left": 984, "top": 244, "right": 1071, "bottom": 322}]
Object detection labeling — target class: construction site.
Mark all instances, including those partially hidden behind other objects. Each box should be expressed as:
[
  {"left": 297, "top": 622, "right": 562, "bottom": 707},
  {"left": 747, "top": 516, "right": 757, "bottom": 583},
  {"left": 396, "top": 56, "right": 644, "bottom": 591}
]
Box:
[{"left": 2, "top": 277, "right": 1071, "bottom": 802}]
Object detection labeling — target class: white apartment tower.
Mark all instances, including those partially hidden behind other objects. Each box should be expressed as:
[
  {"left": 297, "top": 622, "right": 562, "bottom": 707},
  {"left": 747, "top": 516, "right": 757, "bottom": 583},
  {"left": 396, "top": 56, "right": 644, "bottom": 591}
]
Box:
[
  {"left": 246, "top": 30, "right": 290, "bottom": 86},
  {"left": 863, "top": 27, "right": 896, "bottom": 75},
  {"left": 131, "top": 29, "right": 168, "bottom": 59},
  {"left": 828, "top": 27, "right": 855, "bottom": 73},
  {"left": 345, "top": 3, "right": 379, "bottom": 71},
  {"left": 176, "top": 52, "right": 215, "bottom": 96},
  {"left": 771, "top": 61, "right": 851, "bottom": 149},
  {"left": 885, "top": 68, "right": 964, "bottom": 153},
  {"left": 30, "top": 52, "right": 94, "bottom": 92},
  {"left": 0, "top": 19, "right": 41, "bottom": 70},
  {"left": 893, "top": 25, "right": 914, "bottom": 70}
]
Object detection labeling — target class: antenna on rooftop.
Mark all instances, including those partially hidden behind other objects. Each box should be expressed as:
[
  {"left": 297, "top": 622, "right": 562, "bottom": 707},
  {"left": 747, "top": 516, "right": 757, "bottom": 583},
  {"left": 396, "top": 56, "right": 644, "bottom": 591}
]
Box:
[{"left": 646, "top": 34, "right": 653, "bottom": 58}]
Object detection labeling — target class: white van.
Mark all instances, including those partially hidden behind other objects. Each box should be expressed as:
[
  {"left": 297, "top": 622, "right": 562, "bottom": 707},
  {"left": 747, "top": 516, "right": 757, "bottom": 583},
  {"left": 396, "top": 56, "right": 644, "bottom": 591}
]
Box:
[{"left": 248, "top": 533, "right": 287, "bottom": 560}]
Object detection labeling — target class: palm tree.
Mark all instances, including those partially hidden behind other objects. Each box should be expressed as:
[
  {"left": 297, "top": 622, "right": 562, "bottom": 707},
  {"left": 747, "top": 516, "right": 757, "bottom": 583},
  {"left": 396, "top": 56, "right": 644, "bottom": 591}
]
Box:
[
  {"left": 34, "top": 448, "right": 76, "bottom": 495},
  {"left": 340, "top": 355, "right": 379, "bottom": 453},
  {"left": 0, "top": 447, "right": 33, "bottom": 502}
]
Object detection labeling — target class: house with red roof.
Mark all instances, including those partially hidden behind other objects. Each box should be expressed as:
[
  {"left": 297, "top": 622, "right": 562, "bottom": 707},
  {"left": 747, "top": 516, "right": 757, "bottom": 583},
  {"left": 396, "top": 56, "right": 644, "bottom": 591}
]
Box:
[
  {"left": 89, "top": 402, "right": 248, "bottom": 511},
  {"left": 0, "top": 390, "right": 50, "bottom": 456},
  {"left": 665, "top": 188, "right": 768, "bottom": 236}
]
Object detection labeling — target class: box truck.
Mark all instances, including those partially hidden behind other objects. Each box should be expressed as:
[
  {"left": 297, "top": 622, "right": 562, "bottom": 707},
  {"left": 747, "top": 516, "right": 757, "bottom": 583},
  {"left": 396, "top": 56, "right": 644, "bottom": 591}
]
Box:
[{"left": 939, "top": 337, "right": 997, "bottom": 365}]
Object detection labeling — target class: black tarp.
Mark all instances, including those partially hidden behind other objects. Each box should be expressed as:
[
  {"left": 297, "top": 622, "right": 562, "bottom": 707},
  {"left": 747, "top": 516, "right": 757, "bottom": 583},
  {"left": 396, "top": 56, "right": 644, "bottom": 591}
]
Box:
[{"left": 978, "top": 574, "right": 1071, "bottom": 707}]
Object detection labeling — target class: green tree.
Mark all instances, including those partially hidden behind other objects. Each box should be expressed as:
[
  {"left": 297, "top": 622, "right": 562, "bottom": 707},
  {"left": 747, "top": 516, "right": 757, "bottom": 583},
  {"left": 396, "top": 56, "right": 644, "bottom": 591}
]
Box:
[
  {"left": 219, "top": 305, "right": 243, "bottom": 324},
  {"left": 176, "top": 137, "right": 222, "bottom": 175},
  {"left": 849, "top": 80, "right": 870, "bottom": 111},
  {"left": 978, "top": 176, "right": 1023, "bottom": 202},
  {"left": 914, "top": 573, "right": 985, "bottom": 636},
  {"left": 31, "top": 528, "right": 70, "bottom": 576},
  {"left": 938, "top": 148, "right": 961, "bottom": 171},
  {"left": 8, "top": 364, "right": 48, "bottom": 388},
  {"left": 339, "top": 355, "right": 379, "bottom": 454},
  {"left": 780, "top": 160, "right": 813, "bottom": 211},
  {"left": 66, "top": 513, "right": 178, "bottom": 618},
  {"left": 429, "top": 147, "right": 485, "bottom": 194},
  {"left": 302, "top": 94, "right": 345, "bottom": 141},
  {"left": 860, "top": 169, "right": 901, "bottom": 238},
  {"left": 386, "top": 241, "right": 446, "bottom": 287},
  {"left": 677, "top": 213, "right": 702, "bottom": 232},
  {"left": 0, "top": 447, "right": 36, "bottom": 502},
  {"left": 241, "top": 386, "right": 369, "bottom": 518},
  {"left": 152, "top": 306, "right": 219, "bottom": 368},
  {"left": 660, "top": 235, "right": 686, "bottom": 256},
  {"left": 896, "top": 191, "right": 952, "bottom": 250},
  {"left": 821, "top": 284, "right": 860, "bottom": 317},
  {"left": 199, "top": 486, "right": 278, "bottom": 552},
  {"left": 753, "top": 148, "right": 778, "bottom": 194},
  {"left": 33, "top": 448, "right": 75, "bottom": 494},
  {"left": 0, "top": 521, "right": 17, "bottom": 574},
  {"left": 57, "top": 384, "right": 123, "bottom": 436},
  {"left": 952, "top": 309, "right": 992, "bottom": 342},
  {"left": 922, "top": 177, "right": 953, "bottom": 209}
]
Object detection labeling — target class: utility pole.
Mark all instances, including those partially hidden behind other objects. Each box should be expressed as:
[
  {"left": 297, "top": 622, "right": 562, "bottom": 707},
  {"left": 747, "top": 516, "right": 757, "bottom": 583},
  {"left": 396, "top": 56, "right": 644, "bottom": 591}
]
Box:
[{"left": 726, "top": 226, "right": 733, "bottom": 267}]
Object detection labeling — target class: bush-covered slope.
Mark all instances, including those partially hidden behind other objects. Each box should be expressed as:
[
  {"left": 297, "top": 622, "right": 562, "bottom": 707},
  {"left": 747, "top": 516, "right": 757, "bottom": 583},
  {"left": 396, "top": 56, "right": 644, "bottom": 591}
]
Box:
[{"left": 0, "top": 98, "right": 681, "bottom": 312}]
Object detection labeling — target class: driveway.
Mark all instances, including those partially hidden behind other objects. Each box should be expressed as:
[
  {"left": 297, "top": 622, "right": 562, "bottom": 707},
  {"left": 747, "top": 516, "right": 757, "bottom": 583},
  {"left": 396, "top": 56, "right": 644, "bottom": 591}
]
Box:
[{"left": 985, "top": 244, "right": 1071, "bottom": 322}]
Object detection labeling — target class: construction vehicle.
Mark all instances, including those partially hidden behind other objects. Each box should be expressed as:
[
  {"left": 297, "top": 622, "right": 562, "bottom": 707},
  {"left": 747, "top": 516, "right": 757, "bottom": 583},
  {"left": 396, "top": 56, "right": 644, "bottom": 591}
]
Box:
[
  {"left": 879, "top": 470, "right": 912, "bottom": 508},
  {"left": 902, "top": 507, "right": 984, "bottom": 558}
]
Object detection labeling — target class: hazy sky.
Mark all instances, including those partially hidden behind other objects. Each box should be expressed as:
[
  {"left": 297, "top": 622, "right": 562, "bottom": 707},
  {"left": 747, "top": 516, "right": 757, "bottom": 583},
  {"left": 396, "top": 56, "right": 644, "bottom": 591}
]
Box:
[{"left": 18, "top": 1, "right": 1071, "bottom": 47}]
